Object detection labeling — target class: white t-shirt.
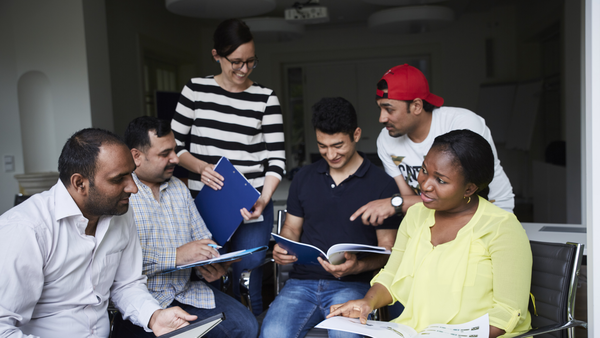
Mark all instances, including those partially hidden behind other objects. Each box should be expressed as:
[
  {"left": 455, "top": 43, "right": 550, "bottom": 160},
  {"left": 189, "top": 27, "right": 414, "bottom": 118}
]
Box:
[{"left": 377, "top": 106, "right": 515, "bottom": 212}]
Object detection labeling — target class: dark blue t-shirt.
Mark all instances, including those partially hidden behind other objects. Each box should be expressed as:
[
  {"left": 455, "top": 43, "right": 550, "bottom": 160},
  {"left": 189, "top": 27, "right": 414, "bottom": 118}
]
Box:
[{"left": 287, "top": 153, "right": 402, "bottom": 283}]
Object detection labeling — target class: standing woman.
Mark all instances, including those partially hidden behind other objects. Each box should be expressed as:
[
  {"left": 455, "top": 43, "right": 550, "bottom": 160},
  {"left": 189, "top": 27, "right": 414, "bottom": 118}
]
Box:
[{"left": 171, "top": 18, "right": 286, "bottom": 316}]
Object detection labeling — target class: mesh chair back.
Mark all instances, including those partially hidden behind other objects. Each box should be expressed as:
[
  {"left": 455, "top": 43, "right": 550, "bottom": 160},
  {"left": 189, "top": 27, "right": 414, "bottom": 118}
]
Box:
[{"left": 529, "top": 241, "right": 580, "bottom": 338}]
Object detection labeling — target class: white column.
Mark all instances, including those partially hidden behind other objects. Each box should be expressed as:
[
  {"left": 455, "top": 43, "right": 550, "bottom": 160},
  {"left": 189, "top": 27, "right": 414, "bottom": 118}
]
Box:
[{"left": 585, "top": 0, "right": 600, "bottom": 334}]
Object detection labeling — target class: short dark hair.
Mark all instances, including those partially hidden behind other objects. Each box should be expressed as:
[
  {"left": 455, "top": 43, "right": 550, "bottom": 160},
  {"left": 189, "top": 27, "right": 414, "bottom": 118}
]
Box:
[
  {"left": 124, "top": 116, "right": 172, "bottom": 151},
  {"left": 58, "top": 128, "right": 124, "bottom": 187},
  {"left": 311, "top": 97, "right": 358, "bottom": 139},
  {"left": 431, "top": 129, "right": 495, "bottom": 199},
  {"left": 376, "top": 79, "right": 437, "bottom": 113},
  {"left": 213, "top": 18, "right": 253, "bottom": 57}
]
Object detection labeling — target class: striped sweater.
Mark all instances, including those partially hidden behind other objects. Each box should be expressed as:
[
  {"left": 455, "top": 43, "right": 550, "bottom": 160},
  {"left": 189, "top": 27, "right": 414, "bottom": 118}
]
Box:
[{"left": 171, "top": 76, "right": 286, "bottom": 195}]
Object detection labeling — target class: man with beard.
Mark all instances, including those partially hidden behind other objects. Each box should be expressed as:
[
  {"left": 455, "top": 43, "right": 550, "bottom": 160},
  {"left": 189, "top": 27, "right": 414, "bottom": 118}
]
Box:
[
  {"left": 351, "top": 64, "right": 514, "bottom": 226},
  {"left": 0, "top": 128, "right": 197, "bottom": 338},
  {"left": 112, "top": 116, "right": 258, "bottom": 338}
]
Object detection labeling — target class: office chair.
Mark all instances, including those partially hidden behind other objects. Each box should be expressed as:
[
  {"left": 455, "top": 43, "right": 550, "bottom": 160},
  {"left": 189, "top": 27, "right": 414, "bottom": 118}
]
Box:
[{"left": 513, "top": 241, "right": 587, "bottom": 338}]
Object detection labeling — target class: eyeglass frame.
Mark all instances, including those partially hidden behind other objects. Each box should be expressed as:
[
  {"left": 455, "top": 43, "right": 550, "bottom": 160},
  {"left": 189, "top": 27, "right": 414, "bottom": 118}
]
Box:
[{"left": 222, "top": 55, "right": 259, "bottom": 71}]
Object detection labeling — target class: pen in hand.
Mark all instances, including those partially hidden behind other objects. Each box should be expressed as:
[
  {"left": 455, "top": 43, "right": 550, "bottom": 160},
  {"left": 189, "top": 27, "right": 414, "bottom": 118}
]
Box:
[{"left": 208, "top": 243, "right": 222, "bottom": 249}]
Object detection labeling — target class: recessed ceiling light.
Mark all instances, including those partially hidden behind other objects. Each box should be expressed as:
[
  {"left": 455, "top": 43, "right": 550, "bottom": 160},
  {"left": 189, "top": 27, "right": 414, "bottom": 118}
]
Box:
[{"left": 368, "top": 5, "right": 454, "bottom": 34}]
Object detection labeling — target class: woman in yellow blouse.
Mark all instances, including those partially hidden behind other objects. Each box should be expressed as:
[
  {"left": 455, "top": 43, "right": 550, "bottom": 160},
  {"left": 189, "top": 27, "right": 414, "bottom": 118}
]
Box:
[{"left": 327, "top": 129, "right": 532, "bottom": 338}]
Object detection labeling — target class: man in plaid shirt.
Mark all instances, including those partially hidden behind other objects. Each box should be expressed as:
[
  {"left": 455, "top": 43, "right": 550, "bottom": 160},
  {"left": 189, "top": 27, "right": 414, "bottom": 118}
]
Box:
[{"left": 112, "top": 116, "right": 258, "bottom": 338}]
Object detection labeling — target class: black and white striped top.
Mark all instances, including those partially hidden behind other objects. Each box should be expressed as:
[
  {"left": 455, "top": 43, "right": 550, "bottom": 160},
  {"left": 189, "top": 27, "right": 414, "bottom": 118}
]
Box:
[{"left": 171, "top": 76, "right": 286, "bottom": 195}]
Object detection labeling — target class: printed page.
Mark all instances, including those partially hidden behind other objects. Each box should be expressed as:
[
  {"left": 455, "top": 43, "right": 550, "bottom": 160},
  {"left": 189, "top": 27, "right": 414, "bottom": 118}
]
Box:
[
  {"left": 316, "top": 317, "right": 417, "bottom": 338},
  {"left": 417, "top": 314, "right": 489, "bottom": 338},
  {"left": 327, "top": 243, "right": 391, "bottom": 265},
  {"left": 316, "top": 314, "right": 489, "bottom": 338}
]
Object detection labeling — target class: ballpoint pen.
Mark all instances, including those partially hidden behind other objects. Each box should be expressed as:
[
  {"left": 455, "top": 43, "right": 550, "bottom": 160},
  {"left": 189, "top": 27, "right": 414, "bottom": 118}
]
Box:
[{"left": 208, "top": 243, "right": 223, "bottom": 249}]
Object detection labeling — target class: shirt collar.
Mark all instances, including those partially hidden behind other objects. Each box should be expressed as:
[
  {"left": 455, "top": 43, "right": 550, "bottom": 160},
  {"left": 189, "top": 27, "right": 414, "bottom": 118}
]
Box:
[
  {"left": 54, "top": 179, "right": 85, "bottom": 221},
  {"left": 315, "top": 151, "right": 371, "bottom": 178},
  {"left": 132, "top": 172, "right": 169, "bottom": 197}
]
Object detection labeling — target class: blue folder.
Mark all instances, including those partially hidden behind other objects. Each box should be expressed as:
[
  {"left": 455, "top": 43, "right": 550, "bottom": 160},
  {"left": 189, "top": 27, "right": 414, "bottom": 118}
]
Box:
[
  {"left": 161, "top": 245, "right": 268, "bottom": 274},
  {"left": 194, "top": 157, "right": 260, "bottom": 245}
]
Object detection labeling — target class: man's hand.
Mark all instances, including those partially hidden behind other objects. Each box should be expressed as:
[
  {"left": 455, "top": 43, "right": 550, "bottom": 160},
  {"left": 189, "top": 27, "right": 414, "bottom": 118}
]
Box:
[
  {"left": 241, "top": 196, "right": 268, "bottom": 221},
  {"left": 350, "top": 198, "right": 396, "bottom": 226},
  {"left": 273, "top": 243, "right": 297, "bottom": 265},
  {"left": 176, "top": 239, "right": 220, "bottom": 266},
  {"left": 194, "top": 260, "right": 237, "bottom": 283},
  {"left": 148, "top": 307, "right": 197, "bottom": 336},
  {"left": 318, "top": 252, "right": 360, "bottom": 279}
]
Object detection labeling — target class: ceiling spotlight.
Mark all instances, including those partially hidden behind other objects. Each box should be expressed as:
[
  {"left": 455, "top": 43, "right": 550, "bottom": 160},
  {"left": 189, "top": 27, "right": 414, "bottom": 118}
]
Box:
[{"left": 284, "top": 0, "right": 329, "bottom": 24}]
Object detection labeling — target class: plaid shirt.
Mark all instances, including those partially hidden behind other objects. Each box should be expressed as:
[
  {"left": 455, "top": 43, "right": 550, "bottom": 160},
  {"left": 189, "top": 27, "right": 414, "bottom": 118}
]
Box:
[{"left": 130, "top": 173, "right": 215, "bottom": 309}]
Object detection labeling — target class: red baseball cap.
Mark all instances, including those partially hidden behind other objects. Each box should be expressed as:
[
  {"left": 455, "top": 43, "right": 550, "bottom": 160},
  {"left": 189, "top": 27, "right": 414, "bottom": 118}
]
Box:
[{"left": 376, "top": 64, "right": 444, "bottom": 107}]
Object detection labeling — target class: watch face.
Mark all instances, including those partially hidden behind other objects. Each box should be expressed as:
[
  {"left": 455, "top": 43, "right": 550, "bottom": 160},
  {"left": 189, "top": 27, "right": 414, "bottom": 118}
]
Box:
[{"left": 391, "top": 196, "right": 403, "bottom": 207}]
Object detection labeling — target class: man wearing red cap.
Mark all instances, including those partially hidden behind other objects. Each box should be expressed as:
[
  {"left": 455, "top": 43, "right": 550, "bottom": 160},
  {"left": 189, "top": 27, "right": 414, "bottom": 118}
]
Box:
[{"left": 351, "top": 64, "right": 514, "bottom": 225}]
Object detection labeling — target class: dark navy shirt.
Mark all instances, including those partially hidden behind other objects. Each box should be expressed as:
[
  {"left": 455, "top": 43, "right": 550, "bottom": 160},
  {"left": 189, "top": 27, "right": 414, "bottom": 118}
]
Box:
[{"left": 287, "top": 153, "right": 402, "bottom": 283}]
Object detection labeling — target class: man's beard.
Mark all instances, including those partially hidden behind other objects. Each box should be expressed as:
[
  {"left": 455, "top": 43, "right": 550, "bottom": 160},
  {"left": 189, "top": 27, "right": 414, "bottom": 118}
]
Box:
[
  {"left": 162, "top": 163, "right": 177, "bottom": 182},
  {"left": 384, "top": 124, "right": 404, "bottom": 138},
  {"left": 85, "top": 184, "right": 130, "bottom": 217}
]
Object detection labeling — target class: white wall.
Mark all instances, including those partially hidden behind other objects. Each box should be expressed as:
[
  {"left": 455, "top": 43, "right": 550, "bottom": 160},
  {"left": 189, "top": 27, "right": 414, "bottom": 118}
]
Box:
[
  {"left": 0, "top": 1, "right": 25, "bottom": 213},
  {"left": 0, "top": 0, "right": 113, "bottom": 214},
  {"left": 105, "top": 0, "right": 210, "bottom": 136}
]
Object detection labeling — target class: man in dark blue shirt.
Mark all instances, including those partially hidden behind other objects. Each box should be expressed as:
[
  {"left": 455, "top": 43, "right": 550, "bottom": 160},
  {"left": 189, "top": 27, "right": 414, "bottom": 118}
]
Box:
[{"left": 260, "top": 97, "right": 402, "bottom": 338}]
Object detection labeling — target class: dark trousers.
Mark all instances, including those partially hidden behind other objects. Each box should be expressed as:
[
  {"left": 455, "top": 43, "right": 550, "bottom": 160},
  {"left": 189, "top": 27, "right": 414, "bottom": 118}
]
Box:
[{"left": 112, "top": 283, "right": 258, "bottom": 338}]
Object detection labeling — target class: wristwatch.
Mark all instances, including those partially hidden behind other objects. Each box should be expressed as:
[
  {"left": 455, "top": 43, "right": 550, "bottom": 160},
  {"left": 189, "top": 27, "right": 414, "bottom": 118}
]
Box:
[{"left": 391, "top": 194, "right": 404, "bottom": 215}]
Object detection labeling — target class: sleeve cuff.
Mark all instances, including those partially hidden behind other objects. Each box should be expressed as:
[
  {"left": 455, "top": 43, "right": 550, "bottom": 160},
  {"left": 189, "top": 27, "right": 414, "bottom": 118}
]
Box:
[
  {"left": 265, "top": 171, "right": 282, "bottom": 181},
  {"left": 139, "top": 299, "right": 163, "bottom": 332},
  {"left": 176, "top": 149, "right": 189, "bottom": 157},
  {"left": 371, "top": 271, "right": 398, "bottom": 304},
  {"left": 489, "top": 306, "right": 523, "bottom": 333}
]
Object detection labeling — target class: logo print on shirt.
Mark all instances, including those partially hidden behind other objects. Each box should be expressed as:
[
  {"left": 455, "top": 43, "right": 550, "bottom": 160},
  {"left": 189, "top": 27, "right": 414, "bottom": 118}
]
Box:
[{"left": 391, "top": 155, "right": 405, "bottom": 167}]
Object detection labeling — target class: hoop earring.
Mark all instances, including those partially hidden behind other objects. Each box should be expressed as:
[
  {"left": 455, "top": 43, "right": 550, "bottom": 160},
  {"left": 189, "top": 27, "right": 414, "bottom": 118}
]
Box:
[{"left": 464, "top": 196, "right": 471, "bottom": 204}]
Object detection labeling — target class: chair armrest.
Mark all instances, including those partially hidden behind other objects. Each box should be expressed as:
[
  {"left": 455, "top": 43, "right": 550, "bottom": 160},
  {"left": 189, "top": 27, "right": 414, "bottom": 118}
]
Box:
[
  {"left": 239, "top": 257, "right": 275, "bottom": 311},
  {"left": 511, "top": 320, "right": 587, "bottom": 338}
]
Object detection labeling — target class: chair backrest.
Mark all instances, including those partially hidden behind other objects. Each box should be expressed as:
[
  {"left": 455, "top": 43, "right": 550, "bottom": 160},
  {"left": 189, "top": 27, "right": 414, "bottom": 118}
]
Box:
[
  {"left": 528, "top": 241, "right": 584, "bottom": 338},
  {"left": 275, "top": 209, "right": 293, "bottom": 295}
]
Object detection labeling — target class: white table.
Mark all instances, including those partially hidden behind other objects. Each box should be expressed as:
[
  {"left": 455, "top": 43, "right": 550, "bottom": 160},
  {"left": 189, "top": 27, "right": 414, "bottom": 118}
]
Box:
[{"left": 522, "top": 222, "right": 587, "bottom": 255}]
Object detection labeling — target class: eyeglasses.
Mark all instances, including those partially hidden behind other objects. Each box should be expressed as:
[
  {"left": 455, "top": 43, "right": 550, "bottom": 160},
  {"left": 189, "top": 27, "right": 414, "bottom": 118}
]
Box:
[{"left": 223, "top": 56, "right": 259, "bottom": 71}]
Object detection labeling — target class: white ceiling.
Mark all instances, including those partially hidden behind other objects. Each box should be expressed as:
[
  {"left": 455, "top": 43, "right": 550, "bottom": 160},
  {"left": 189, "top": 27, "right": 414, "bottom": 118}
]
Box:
[
  {"left": 254, "top": 0, "right": 516, "bottom": 26},
  {"left": 164, "top": 0, "right": 521, "bottom": 27}
]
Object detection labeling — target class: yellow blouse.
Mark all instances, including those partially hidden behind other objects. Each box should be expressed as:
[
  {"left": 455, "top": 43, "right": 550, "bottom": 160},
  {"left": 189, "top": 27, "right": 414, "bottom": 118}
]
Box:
[{"left": 372, "top": 197, "right": 532, "bottom": 335}]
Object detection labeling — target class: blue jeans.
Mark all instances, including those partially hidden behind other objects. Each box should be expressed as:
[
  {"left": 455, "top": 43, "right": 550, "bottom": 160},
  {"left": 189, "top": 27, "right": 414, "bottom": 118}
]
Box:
[
  {"left": 112, "top": 283, "right": 258, "bottom": 338},
  {"left": 216, "top": 199, "right": 273, "bottom": 316},
  {"left": 259, "top": 279, "right": 371, "bottom": 338}
]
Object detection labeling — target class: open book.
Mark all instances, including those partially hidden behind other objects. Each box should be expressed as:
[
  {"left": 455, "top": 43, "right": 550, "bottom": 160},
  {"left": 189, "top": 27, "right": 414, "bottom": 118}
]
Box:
[
  {"left": 161, "top": 245, "right": 268, "bottom": 274},
  {"left": 161, "top": 312, "right": 225, "bottom": 338},
  {"left": 316, "top": 314, "right": 489, "bottom": 338},
  {"left": 272, "top": 234, "right": 390, "bottom": 265}
]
